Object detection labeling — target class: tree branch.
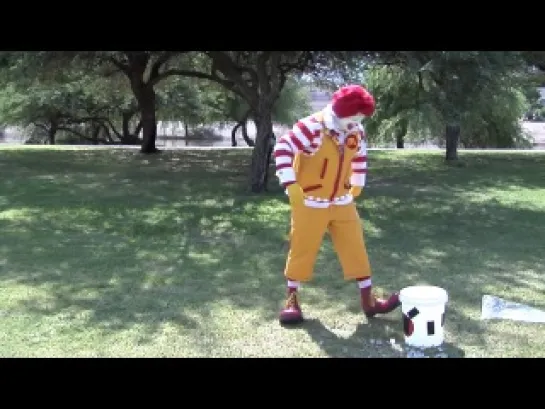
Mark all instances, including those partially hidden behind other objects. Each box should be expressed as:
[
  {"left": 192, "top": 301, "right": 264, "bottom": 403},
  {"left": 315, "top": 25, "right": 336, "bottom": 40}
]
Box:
[
  {"left": 149, "top": 51, "right": 178, "bottom": 82},
  {"left": 149, "top": 68, "right": 245, "bottom": 99},
  {"left": 151, "top": 68, "right": 213, "bottom": 85},
  {"left": 256, "top": 52, "right": 272, "bottom": 96},
  {"left": 57, "top": 125, "right": 110, "bottom": 144},
  {"left": 106, "top": 55, "right": 130, "bottom": 74},
  {"left": 100, "top": 117, "right": 123, "bottom": 139},
  {"left": 206, "top": 51, "right": 258, "bottom": 103},
  {"left": 269, "top": 53, "right": 282, "bottom": 98},
  {"left": 278, "top": 52, "right": 313, "bottom": 74}
]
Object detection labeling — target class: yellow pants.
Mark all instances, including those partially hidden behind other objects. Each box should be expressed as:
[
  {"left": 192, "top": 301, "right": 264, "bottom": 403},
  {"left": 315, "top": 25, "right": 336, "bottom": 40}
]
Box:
[{"left": 284, "top": 202, "right": 372, "bottom": 282}]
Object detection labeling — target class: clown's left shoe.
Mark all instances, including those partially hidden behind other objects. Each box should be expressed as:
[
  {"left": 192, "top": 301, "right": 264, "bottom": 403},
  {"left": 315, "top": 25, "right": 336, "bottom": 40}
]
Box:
[
  {"left": 360, "top": 287, "right": 400, "bottom": 318},
  {"left": 279, "top": 290, "right": 304, "bottom": 325}
]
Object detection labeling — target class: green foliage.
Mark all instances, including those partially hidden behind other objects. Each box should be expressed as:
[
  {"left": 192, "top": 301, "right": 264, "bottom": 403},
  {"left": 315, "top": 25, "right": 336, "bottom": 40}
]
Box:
[
  {"left": 192, "top": 75, "right": 312, "bottom": 127},
  {"left": 521, "top": 75, "right": 545, "bottom": 120},
  {"left": 0, "top": 50, "right": 541, "bottom": 150},
  {"left": 0, "top": 77, "right": 86, "bottom": 127},
  {"left": 271, "top": 77, "right": 312, "bottom": 125},
  {"left": 363, "top": 52, "right": 535, "bottom": 148},
  {"left": 460, "top": 83, "right": 532, "bottom": 148},
  {"left": 155, "top": 76, "right": 227, "bottom": 125},
  {"left": 364, "top": 65, "right": 443, "bottom": 146},
  {"left": 414, "top": 51, "right": 526, "bottom": 123},
  {"left": 0, "top": 52, "right": 134, "bottom": 133}
]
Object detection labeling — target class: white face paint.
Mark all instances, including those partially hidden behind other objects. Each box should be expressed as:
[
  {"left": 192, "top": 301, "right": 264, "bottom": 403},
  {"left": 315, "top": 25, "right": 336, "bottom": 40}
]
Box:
[{"left": 338, "top": 115, "right": 365, "bottom": 133}]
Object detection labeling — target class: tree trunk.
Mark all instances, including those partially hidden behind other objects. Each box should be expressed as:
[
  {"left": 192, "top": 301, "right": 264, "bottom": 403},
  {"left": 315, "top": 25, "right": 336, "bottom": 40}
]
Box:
[
  {"left": 396, "top": 118, "right": 408, "bottom": 149},
  {"left": 119, "top": 113, "right": 141, "bottom": 145},
  {"left": 91, "top": 123, "right": 100, "bottom": 145},
  {"left": 264, "top": 132, "right": 276, "bottom": 189},
  {"left": 134, "top": 120, "right": 143, "bottom": 138},
  {"left": 48, "top": 121, "right": 58, "bottom": 145},
  {"left": 250, "top": 109, "right": 274, "bottom": 193},
  {"left": 122, "top": 111, "right": 135, "bottom": 140},
  {"left": 241, "top": 120, "right": 255, "bottom": 147},
  {"left": 132, "top": 82, "right": 159, "bottom": 154},
  {"left": 184, "top": 122, "right": 189, "bottom": 146},
  {"left": 231, "top": 121, "right": 241, "bottom": 147},
  {"left": 232, "top": 109, "right": 254, "bottom": 147},
  {"left": 445, "top": 123, "right": 460, "bottom": 161},
  {"left": 396, "top": 135, "right": 404, "bottom": 149}
]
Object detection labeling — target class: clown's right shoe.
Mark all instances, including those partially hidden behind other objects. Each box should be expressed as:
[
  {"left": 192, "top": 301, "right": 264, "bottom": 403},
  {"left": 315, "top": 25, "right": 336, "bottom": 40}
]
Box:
[
  {"left": 360, "top": 286, "right": 400, "bottom": 319},
  {"left": 279, "top": 290, "right": 304, "bottom": 325}
]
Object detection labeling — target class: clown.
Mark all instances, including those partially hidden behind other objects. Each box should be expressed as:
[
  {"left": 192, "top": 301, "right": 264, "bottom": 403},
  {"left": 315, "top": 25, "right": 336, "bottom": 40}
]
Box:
[{"left": 273, "top": 84, "right": 401, "bottom": 325}]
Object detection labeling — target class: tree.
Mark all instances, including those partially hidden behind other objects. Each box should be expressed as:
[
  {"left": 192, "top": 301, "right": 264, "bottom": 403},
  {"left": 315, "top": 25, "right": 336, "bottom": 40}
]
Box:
[
  {"left": 155, "top": 75, "right": 228, "bottom": 139},
  {"left": 0, "top": 51, "right": 204, "bottom": 152},
  {"left": 209, "top": 76, "right": 312, "bottom": 147},
  {"left": 0, "top": 61, "right": 104, "bottom": 144},
  {"left": 364, "top": 53, "right": 533, "bottom": 151},
  {"left": 198, "top": 52, "right": 313, "bottom": 192},
  {"left": 95, "top": 51, "right": 189, "bottom": 153},
  {"left": 0, "top": 53, "right": 149, "bottom": 145},
  {"left": 460, "top": 85, "right": 531, "bottom": 148},
  {"left": 364, "top": 65, "right": 430, "bottom": 148},
  {"left": 161, "top": 51, "right": 363, "bottom": 192},
  {"left": 400, "top": 51, "right": 527, "bottom": 160}
]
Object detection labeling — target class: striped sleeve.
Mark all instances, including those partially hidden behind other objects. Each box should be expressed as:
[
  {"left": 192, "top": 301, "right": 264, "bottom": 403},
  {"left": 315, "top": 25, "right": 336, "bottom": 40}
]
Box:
[
  {"left": 273, "top": 116, "right": 322, "bottom": 187},
  {"left": 350, "top": 132, "right": 368, "bottom": 187}
]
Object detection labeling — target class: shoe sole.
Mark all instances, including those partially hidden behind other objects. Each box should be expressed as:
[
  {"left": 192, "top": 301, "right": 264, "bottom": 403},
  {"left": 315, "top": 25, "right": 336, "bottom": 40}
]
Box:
[{"left": 279, "top": 316, "right": 304, "bottom": 325}]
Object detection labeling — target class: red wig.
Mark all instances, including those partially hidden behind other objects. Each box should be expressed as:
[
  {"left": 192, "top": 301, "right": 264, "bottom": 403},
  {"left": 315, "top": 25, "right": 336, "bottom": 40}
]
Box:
[{"left": 331, "top": 85, "right": 375, "bottom": 118}]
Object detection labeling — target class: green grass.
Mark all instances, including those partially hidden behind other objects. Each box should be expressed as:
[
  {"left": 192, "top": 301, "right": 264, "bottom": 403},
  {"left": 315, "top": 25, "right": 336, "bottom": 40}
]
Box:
[{"left": 0, "top": 145, "right": 544, "bottom": 357}]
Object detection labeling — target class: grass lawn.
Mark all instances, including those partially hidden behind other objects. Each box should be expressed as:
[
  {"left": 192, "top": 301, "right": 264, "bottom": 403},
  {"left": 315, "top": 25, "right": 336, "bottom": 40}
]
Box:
[{"left": 0, "top": 145, "right": 544, "bottom": 358}]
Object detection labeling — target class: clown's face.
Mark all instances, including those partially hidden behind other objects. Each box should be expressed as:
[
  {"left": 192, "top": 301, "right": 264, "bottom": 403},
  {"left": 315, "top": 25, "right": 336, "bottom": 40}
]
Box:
[{"left": 338, "top": 114, "right": 365, "bottom": 133}]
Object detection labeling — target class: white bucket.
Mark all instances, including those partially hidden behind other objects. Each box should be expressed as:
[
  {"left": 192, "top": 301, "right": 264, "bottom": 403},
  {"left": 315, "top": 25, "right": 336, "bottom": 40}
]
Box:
[{"left": 399, "top": 285, "right": 448, "bottom": 348}]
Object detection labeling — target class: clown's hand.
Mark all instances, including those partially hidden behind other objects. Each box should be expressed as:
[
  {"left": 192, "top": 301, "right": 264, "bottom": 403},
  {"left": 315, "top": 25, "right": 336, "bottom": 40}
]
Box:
[
  {"left": 286, "top": 183, "right": 305, "bottom": 207},
  {"left": 349, "top": 186, "right": 363, "bottom": 199}
]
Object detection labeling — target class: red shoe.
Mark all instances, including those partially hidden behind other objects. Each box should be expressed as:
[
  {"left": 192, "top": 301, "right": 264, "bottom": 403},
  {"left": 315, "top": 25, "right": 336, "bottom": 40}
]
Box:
[
  {"left": 361, "top": 289, "right": 401, "bottom": 318},
  {"left": 279, "top": 291, "right": 304, "bottom": 325}
]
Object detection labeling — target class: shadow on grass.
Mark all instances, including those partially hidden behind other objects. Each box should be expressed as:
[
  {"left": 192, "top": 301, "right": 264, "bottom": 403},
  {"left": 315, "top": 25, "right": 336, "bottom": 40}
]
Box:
[
  {"left": 344, "top": 151, "right": 545, "bottom": 354},
  {"left": 367, "top": 150, "right": 545, "bottom": 193},
  {"left": 0, "top": 148, "right": 544, "bottom": 355},
  {"left": 283, "top": 318, "right": 465, "bottom": 358},
  {"left": 0, "top": 149, "right": 287, "bottom": 345}
]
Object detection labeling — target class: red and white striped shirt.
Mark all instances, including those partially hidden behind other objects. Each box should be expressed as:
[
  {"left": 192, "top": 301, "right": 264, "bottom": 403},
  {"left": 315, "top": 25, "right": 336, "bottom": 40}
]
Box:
[{"left": 273, "top": 105, "right": 368, "bottom": 190}]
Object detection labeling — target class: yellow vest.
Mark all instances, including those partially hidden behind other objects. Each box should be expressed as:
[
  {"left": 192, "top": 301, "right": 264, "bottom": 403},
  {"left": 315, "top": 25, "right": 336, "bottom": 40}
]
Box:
[{"left": 293, "top": 114, "right": 361, "bottom": 201}]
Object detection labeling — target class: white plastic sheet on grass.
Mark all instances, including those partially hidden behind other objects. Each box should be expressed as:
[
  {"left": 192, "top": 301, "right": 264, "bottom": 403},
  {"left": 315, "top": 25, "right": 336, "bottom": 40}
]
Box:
[{"left": 481, "top": 295, "right": 545, "bottom": 323}]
